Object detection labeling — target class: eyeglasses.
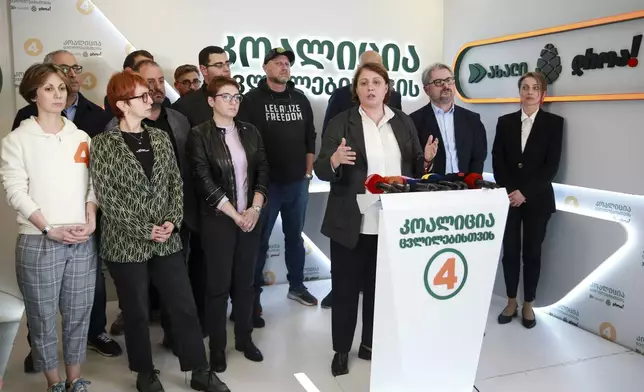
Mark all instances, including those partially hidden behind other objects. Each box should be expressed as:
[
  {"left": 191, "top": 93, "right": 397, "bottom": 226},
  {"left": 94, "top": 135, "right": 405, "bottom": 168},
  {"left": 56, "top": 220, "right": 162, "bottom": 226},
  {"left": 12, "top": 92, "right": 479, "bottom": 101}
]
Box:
[
  {"left": 427, "top": 77, "right": 455, "bottom": 87},
  {"left": 126, "top": 91, "right": 151, "bottom": 104},
  {"left": 58, "top": 64, "right": 83, "bottom": 74},
  {"left": 207, "top": 61, "right": 231, "bottom": 69},
  {"left": 179, "top": 78, "right": 202, "bottom": 88},
  {"left": 215, "top": 93, "right": 243, "bottom": 103}
]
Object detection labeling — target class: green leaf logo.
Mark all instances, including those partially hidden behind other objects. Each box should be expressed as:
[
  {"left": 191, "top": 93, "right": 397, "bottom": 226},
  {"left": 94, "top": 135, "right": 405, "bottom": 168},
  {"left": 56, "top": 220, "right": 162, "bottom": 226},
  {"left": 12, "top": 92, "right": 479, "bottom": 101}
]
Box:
[{"left": 468, "top": 63, "right": 486, "bottom": 83}]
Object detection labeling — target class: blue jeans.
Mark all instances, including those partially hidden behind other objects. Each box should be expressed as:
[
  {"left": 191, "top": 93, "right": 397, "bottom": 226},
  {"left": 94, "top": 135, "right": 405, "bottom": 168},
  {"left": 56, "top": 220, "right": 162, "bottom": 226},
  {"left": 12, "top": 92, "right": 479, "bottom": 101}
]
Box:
[{"left": 255, "top": 179, "right": 309, "bottom": 292}]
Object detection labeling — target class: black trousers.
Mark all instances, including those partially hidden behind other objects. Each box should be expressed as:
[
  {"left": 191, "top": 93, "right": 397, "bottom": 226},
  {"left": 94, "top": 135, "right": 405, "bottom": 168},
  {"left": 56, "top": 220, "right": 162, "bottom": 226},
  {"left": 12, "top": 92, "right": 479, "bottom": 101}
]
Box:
[
  {"left": 501, "top": 206, "right": 552, "bottom": 303},
  {"left": 187, "top": 228, "right": 207, "bottom": 332},
  {"left": 201, "top": 214, "right": 260, "bottom": 353},
  {"left": 107, "top": 252, "right": 207, "bottom": 373},
  {"left": 330, "top": 234, "right": 378, "bottom": 353}
]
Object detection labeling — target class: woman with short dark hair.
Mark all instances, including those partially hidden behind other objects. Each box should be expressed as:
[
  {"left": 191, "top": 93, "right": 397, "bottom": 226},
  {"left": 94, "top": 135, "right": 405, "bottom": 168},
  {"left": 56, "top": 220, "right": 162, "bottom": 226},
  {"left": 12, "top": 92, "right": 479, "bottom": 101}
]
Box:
[
  {"left": 187, "top": 76, "right": 269, "bottom": 373},
  {"left": 315, "top": 62, "right": 438, "bottom": 376}
]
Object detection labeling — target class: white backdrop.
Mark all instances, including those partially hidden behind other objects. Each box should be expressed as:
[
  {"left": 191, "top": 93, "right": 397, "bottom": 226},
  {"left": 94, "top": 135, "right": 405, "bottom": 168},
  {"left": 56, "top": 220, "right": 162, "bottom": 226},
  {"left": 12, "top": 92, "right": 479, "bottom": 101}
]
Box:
[{"left": 9, "top": 0, "right": 444, "bottom": 287}]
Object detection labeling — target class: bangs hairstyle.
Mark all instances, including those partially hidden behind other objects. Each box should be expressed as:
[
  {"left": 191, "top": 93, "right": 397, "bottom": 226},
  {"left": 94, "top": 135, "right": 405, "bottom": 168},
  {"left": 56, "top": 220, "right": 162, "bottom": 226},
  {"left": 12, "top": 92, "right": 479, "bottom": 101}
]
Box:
[
  {"left": 19, "top": 63, "right": 71, "bottom": 103},
  {"left": 206, "top": 76, "right": 240, "bottom": 98},
  {"left": 106, "top": 70, "right": 149, "bottom": 119},
  {"left": 518, "top": 71, "right": 547, "bottom": 92},
  {"left": 351, "top": 62, "right": 391, "bottom": 104}
]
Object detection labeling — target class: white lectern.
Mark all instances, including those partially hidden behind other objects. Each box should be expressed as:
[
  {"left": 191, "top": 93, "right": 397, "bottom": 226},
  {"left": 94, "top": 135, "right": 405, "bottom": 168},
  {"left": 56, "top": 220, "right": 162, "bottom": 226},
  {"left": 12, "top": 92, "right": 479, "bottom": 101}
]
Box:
[{"left": 358, "top": 189, "right": 509, "bottom": 392}]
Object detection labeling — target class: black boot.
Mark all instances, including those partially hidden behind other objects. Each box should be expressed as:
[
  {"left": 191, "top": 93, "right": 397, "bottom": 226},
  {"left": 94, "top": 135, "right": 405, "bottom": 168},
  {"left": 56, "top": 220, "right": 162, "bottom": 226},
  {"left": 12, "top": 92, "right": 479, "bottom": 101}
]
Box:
[
  {"left": 190, "top": 368, "right": 230, "bottom": 392},
  {"left": 136, "top": 370, "right": 164, "bottom": 392},
  {"left": 235, "top": 339, "right": 263, "bottom": 362},
  {"left": 331, "top": 352, "right": 349, "bottom": 376},
  {"left": 253, "top": 291, "right": 265, "bottom": 328},
  {"left": 211, "top": 351, "right": 227, "bottom": 373}
]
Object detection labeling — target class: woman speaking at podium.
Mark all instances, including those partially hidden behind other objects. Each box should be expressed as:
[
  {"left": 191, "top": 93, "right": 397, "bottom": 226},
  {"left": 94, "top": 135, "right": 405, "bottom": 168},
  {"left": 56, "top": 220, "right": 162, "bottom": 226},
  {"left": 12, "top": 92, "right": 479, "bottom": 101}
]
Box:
[
  {"left": 314, "top": 62, "right": 438, "bottom": 376},
  {"left": 492, "top": 71, "right": 563, "bottom": 329}
]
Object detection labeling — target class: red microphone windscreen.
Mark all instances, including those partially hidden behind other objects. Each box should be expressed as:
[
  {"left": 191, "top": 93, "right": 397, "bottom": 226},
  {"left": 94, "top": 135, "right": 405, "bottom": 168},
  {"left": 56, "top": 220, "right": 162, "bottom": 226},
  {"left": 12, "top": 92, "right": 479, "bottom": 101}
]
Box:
[
  {"left": 364, "top": 174, "right": 385, "bottom": 194},
  {"left": 464, "top": 173, "right": 483, "bottom": 189}
]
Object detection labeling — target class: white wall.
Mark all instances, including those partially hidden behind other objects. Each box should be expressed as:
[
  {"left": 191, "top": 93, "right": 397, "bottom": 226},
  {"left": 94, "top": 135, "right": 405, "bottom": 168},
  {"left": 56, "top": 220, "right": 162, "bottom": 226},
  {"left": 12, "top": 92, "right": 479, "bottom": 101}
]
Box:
[{"left": 0, "top": 0, "right": 19, "bottom": 298}]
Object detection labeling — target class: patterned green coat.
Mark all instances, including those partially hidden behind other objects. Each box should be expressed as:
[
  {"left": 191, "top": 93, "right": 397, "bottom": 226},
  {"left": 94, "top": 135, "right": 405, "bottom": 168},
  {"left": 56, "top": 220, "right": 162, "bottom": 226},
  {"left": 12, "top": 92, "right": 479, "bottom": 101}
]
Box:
[{"left": 90, "top": 124, "right": 183, "bottom": 262}]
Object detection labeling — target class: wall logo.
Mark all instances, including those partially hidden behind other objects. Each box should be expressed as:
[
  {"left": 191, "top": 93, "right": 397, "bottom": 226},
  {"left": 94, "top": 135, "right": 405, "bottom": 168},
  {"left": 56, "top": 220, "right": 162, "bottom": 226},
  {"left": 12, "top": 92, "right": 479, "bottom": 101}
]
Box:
[
  {"left": 424, "top": 248, "right": 468, "bottom": 300},
  {"left": 599, "top": 322, "right": 617, "bottom": 342},
  {"left": 549, "top": 304, "right": 580, "bottom": 326},
  {"left": 564, "top": 196, "right": 579, "bottom": 208},
  {"left": 267, "top": 243, "right": 280, "bottom": 258},
  {"left": 263, "top": 271, "right": 276, "bottom": 286},
  {"left": 535, "top": 44, "right": 562, "bottom": 84},
  {"left": 223, "top": 34, "right": 421, "bottom": 97},
  {"left": 76, "top": 0, "right": 95, "bottom": 15},
  {"left": 304, "top": 239, "right": 313, "bottom": 256},
  {"left": 303, "top": 266, "right": 320, "bottom": 282},
  {"left": 79, "top": 72, "right": 97, "bottom": 90},
  {"left": 23, "top": 38, "right": 43, "bottom": 57},
  {"left": 572, "top": 34, "right": 642, "bottom": 76},
  {"left": 125, "top": 43, "right": 136, "bottom": 56},
  {"left": 636, "top": 336, "right": 644, "bottom": 354},
  {"left": 63, "top": 40, "right": 102, "bottom": 58},
  {"left": 594, "top": 201, "right": 631, "bottom": 223},
  {"left": 10, "top": 0, "right": 52, "bottom": 12},
  {"left": 589, "top": 282, "right": 625, "bottom": 309}
]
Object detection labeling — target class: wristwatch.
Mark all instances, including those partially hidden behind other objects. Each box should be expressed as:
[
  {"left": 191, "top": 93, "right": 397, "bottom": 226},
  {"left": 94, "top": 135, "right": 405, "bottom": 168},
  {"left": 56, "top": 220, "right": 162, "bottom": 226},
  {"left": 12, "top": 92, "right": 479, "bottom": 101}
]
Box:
[
  {"left": 252, "top": 205, "right": 262, "bottom": 213},
  {"left": 42, "top": 225, "right": 52, "bottom": 236}
]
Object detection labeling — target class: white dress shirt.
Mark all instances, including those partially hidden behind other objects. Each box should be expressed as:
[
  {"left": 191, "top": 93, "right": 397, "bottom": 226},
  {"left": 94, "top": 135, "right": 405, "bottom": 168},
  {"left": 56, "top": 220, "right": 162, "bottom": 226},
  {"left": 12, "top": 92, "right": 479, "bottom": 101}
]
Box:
[
  {"left": 360, "top": 106, "right": 401, "bottom": 235},
  {"left": 520, "top": 108, "right": 539, "bottom": 152}
]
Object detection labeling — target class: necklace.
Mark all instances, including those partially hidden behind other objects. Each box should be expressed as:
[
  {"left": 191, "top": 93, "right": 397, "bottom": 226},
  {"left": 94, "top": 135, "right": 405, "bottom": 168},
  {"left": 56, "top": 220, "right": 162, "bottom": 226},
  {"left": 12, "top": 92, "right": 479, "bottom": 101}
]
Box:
[{"left": 123, "top": 131, "right": 144, "bottom": 144}]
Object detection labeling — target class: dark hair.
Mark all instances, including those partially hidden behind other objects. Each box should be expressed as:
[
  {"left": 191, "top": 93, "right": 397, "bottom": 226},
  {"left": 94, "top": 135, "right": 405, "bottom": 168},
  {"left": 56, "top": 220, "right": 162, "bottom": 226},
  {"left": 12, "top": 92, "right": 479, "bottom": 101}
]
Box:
[
  {"left": 123, "top": 50, "right": 153, "bottom": 70},
  {"left": 206, "top": 76, "right": 240, "bottom": 98},
  {"left": 351, "top": 62, "right": 391, "bottom": 104},
  {"left": 19, "top": 63, "right": 71, "bottom": 103},
  {"left": 106, "top": 70, "right": 149, "bottom": 119},
  {"left": 518, "top": 71, "right": 547, "bottom": 92},
  {"left": 132, "top": 59, "right": 160, "bottom": 73},
  {"left": 174, "top": 64, "right": 199, "bottom": 81},
  {"left": 198, "top": 46, "right": 225, "bottom": 66}
]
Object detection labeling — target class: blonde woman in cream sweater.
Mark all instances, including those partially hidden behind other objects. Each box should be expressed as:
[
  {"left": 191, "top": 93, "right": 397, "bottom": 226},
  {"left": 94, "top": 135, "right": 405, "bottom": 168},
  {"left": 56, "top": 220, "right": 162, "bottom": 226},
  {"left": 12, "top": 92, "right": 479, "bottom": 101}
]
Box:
[{"left": 0, "top": 63, "right": 97, "bottom": 392}]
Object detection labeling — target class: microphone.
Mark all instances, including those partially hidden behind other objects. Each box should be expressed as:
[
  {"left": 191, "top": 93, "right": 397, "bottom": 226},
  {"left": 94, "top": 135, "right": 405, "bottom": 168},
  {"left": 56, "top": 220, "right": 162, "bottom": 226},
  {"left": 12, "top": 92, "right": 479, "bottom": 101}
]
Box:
[
  {"left": 441, "top": 173, "right": 469, "bottom": 190},
  {"left": 421, "top": 173, "right": 467, "bottom": 190},
  {"left": 463, "top": 173, "right": 500, "bottom": 189},
  {"left": 364, "top": 174, "right": 406, "bottom": 194}
]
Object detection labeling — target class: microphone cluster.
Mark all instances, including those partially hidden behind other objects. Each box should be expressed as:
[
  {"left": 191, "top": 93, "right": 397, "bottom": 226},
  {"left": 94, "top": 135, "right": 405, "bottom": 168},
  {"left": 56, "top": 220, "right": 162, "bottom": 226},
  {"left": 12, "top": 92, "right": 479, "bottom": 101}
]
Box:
[{"left": 364, "top": 172, "right": 500, "bottom": 194}]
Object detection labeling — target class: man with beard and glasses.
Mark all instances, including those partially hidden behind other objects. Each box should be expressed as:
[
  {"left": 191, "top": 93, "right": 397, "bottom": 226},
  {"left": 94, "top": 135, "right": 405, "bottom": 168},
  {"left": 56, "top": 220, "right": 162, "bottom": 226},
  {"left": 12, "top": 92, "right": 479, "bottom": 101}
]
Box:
[
  {"left": 410, "top": 63, "right": 487, "bottom": 176},
  {"left": 237, "top": 48, "right": 318, "bottom": 325},
  {"left": 172, "top": 45, "right": 233, "bottom": 334},
  {"left": 174, "top": 64, "right": 202, "bottom": 97},
  {"left": 105, "top": 60, "right": 195, "bottom": 351},
  {"left": 10, "top": 49, "right": 121, "bottom": 372}
]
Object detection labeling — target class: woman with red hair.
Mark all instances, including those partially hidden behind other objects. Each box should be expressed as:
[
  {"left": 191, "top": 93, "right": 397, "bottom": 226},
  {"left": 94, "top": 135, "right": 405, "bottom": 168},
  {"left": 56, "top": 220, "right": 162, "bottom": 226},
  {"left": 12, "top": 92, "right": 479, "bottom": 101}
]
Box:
[{"left": 90, "top": 70, "right": 229, "bottom": 392}]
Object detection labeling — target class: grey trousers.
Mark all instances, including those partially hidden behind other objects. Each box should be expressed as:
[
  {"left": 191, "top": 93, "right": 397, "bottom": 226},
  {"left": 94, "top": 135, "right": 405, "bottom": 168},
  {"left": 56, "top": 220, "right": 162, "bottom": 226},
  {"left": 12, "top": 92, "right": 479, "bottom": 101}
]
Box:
[{"left": 15, "top": 234, "right": 97, "bottom": 372}]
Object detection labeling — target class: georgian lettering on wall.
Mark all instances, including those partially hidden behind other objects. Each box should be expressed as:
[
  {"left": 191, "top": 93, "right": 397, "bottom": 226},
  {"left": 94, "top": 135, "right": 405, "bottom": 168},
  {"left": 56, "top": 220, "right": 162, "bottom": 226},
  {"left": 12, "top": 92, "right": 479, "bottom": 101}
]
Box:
[{"left": 223, "top": 35, "right": 422, "bottom": 98}]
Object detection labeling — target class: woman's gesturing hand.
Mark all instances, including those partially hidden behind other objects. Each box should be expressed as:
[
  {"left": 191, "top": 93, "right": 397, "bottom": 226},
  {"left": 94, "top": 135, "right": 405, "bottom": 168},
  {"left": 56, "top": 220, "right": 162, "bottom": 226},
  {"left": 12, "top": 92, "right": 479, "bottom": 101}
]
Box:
[{"left": 330, "top": 138, "right": 357, "bottom": 170}]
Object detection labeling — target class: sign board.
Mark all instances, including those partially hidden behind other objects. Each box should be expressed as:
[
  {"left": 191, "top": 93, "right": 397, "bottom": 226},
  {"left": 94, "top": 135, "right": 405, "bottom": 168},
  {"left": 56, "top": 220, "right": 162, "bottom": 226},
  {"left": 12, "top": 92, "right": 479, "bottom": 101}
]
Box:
[{"left": 368, "top": 189, "right": 509, "bottom": 392}]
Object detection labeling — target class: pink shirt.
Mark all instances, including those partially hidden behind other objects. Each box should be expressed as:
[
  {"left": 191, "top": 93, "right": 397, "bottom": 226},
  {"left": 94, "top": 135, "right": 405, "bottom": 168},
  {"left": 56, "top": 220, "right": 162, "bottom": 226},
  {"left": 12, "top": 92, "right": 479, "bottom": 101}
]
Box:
[{"left": 216, "top": 125, "right": 248, "bottom": 213}]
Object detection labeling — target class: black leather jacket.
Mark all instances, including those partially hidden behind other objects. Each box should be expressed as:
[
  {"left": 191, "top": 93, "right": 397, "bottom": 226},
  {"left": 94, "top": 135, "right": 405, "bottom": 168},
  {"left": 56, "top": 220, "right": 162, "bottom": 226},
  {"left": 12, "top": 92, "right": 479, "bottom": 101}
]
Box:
[{"left": 186, "top": 119, "right": 269, "bottom": 217}]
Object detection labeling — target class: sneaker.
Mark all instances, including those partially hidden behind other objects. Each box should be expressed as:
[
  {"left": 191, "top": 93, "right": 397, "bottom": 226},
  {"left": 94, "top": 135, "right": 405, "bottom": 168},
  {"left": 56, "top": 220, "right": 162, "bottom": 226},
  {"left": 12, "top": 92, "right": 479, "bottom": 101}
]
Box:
[
  {"left": 136, "top": 370, "right": 164, "bottom": 392},
  {"left": 88, "top": 333, "right": 122, "bottom": 357},
  {"left": 48, "top": 382, "right": 66, "bottom": 392},
  {"left": 67, "top": 378, "right": 91, "bottom": 392},
  {"left": 110, "top": 313, "right": 124, "bottom": 336},
  {"left": 24, "top": 351, "right": 37, "bottom": 373},
  {"left": 287, "top": 287, "right": 318, "bottom": 306},
  {"left": 190, "top": 368, "right": 230, "bottom": 392},
  {"left": 321, "top": 291, "right": 332, "bottom": 309}
]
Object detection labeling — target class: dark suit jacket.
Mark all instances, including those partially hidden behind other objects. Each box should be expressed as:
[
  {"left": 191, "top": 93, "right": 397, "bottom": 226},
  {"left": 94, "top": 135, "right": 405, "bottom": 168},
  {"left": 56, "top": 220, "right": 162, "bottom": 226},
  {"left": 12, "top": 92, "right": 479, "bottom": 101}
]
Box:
[
  {"left": 322, "top": 85, "right": 402, "bottom": 135},
  {"left": 492, "top": 109, "right": 563, "bottom": 213},
  {"left": 409, "top": 103, "right": 487, "bottom": 175},
  {"left": 171, "top": 84, "right": 212, "bottom": 128},
  {"left": 314, "top": 106, "right": 425, "bottom": 249},
  {"left": 12, "top": 93, "right": 109, "bottom": 137}
]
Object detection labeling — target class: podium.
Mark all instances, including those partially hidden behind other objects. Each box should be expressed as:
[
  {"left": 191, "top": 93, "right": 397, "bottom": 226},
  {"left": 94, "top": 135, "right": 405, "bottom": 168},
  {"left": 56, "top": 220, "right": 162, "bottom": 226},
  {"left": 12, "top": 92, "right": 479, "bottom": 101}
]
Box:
[{"left": 358, "top": 189, "right": 509, "bottom": 392}]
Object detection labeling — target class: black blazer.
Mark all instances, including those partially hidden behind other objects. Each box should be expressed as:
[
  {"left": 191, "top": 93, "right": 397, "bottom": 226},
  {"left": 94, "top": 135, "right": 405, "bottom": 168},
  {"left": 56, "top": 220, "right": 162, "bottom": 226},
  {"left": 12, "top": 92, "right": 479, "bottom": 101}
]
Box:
[
  {"left": 171, "top": 84, "right": 212, "bottom": 128},
  {"left": 314, "top": 106, "right": 425, "bottom": 249},
  {"left": 322, "top": 85, "right": 402, "bottom": 135},
  {"left": 12, "top": 93, "right": 109, "bottom": 137},
  {"left": 492, "top": 109, "right": 563, "bottom": 214},
  {"left": 409, "top": 103, "right": 487, "bottom": 175}
]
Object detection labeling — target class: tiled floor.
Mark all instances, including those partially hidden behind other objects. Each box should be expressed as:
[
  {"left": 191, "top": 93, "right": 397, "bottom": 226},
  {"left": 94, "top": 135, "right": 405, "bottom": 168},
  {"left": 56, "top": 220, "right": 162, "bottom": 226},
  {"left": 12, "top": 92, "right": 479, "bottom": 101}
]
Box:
[{"left": 2, "top": 280, "right": 644, "bottom": 391}]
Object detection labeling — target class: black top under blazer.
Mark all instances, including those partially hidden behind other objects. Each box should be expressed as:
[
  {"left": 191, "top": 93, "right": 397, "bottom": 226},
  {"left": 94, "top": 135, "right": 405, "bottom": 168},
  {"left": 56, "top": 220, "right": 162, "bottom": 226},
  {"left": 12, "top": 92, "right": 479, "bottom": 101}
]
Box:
[
  {"left": 314, "top": 106, "right": 426, "bottom": 249},
  {"left": 492, "top": 109, "right": 564, "bottom": 214}
]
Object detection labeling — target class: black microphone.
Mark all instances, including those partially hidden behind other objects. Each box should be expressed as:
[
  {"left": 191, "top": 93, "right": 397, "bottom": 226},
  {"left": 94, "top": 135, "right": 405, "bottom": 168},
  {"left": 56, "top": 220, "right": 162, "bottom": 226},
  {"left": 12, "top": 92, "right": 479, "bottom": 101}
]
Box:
[{"left": 463, "top": 173, "right": 500, "bottom": 189}]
